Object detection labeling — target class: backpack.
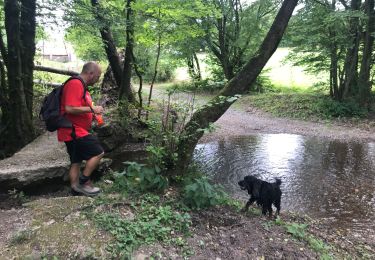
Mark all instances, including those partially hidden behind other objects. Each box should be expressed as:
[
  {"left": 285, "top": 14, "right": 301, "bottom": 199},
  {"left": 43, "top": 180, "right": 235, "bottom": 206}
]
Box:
[{"left": 39, "top": 76, "right": 87, "bottom": 133}]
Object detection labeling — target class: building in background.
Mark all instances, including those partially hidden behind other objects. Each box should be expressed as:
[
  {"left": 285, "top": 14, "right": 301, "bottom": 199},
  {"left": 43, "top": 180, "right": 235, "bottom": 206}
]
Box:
[{"left": 36, "top": 38, "right": 76, "bottom": 63}]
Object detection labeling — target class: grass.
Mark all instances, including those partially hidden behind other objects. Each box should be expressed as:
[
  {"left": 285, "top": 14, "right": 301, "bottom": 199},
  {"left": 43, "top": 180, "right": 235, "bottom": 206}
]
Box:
[
  {"left": 274, "top": 217, "right": 333, "bottom": 259},
  {"left": 240, "top": 91, "right": 367, "bottom": 121},
  {"left": 89, "top": 193, "right": 193, "bottom": 258},
  {"left": 264, "top": 48, "right": 326, "bottom": 88}
]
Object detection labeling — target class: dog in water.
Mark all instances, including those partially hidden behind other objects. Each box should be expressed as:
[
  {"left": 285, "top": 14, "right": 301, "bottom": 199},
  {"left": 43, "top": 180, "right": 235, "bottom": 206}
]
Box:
[{"left": 238, "top": 175, "right": 282, "bottom": 218}]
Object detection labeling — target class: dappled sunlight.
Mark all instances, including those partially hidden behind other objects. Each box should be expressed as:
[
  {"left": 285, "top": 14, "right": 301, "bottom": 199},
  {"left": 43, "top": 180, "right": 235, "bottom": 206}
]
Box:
[{"left": 264, "top": 48, "right": 325, "bottom": 88}]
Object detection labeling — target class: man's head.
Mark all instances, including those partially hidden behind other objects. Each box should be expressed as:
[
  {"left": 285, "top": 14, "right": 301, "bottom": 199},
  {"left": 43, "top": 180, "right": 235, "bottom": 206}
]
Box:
[{"left": 80, "top": 62, "right": 102, "bottom": 86}]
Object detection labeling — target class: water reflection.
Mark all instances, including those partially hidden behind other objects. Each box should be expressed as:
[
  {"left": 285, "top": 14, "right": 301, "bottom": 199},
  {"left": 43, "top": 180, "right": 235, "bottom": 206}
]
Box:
[{"left": 195, "top": 134, "right": 375, "bottom": 232}]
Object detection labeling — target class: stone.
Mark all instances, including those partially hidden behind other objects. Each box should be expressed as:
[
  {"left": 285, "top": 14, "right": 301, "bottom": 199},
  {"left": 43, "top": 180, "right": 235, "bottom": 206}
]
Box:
[{"left": 0, "top": 132, "right": 111, "bottom": 191}]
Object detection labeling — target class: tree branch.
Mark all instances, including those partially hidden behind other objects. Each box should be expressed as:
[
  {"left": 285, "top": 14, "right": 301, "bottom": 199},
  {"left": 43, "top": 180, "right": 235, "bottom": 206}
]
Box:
[{"left": 34, "top": 65, "right": 79, "bottom": 76}]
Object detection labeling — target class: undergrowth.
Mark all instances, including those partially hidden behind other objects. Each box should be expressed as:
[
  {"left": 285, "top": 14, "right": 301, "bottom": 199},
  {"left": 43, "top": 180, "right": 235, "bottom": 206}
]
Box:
[
  {"left": 90, "top": 163, "right": 230, "bottom": 258},
  {"left": 89, "top": 193, "right": 192, "bottom": 258},
  {"left": 244, "top": 91, "right": 369, "bottom": 120},
  {"left": 274, "top": 217, "right": 333, "bottom": 259}
]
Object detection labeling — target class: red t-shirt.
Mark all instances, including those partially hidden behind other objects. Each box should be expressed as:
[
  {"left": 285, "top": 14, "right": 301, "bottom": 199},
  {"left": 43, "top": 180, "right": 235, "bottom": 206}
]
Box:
[{"left": 57, "top": 79, "right": 93, "bottom": 142}]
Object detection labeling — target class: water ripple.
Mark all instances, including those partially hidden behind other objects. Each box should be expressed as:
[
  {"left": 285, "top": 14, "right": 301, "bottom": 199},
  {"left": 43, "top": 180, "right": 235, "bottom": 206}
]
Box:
[{"left": 195, "top": 134, "right": 375, "bottom": 233}]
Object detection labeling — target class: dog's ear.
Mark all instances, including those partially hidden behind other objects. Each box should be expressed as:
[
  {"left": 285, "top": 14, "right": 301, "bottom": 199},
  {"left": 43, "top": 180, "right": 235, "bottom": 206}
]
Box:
[{"left": 252, "top": 179, "right": 262, "bottom": 198}]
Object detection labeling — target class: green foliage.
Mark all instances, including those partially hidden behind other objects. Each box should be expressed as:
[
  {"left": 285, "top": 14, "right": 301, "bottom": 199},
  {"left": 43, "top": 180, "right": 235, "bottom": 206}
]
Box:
[
  {"left": 318, "top": 98, "right": 368, "bottom": 118},
  {"left": 112, "top": 162, "right": 168, "bottom": 194},
  {"left": 203, "top": 0, "right": 278, "bottom": 79},
  {"left": 285, "top": 222, "right": 308, "bottom": 239},
  {"left": 183, "top": 176, "right": 227, "bottom": 209},
  {"left": 65, "top": 27, "right": 106, "bottom": 61},
  {"left": 247, "top": 91, "right": 368, "bottom": 120},
  {"left": 284, "top": 1, "right": 358, "bottom": 74},
  {"left": 145, "top": 120, "right": 179, "bottom": 170},
  {"left": 92, "top": 194, "right": 191, "bottom": 257},
  {"left": 284, "top": 0, "right": 373, "bottom": 105},
  {"left": 275, "top": 220, "right": 332, "bottom": 259}
]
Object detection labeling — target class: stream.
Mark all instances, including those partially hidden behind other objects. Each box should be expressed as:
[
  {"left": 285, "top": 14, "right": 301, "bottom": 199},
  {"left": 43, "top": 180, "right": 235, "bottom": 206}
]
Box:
[{"left": 195, "top": 134, "right": 375, "bottom": 233}]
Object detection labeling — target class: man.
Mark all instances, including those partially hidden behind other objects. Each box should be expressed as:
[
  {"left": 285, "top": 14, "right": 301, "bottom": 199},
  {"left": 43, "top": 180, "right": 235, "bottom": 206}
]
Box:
[{"left": 58, "top": 62, "right": 104, "bottom": 196}]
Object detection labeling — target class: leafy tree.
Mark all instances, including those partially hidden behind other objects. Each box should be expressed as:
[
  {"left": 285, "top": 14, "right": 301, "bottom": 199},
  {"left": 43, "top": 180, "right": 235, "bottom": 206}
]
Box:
[
  {"left": 286, "top": 0, "right": 374, "bottom": 106},
  {"left": 175, "top": 0, "right": 299, "bottom": 174},
  {"left": 65, "top": 26, "right": 106, "bottom": 61},
  {"left": 202, "top": 0, "right": 280, "bottom": 81}
]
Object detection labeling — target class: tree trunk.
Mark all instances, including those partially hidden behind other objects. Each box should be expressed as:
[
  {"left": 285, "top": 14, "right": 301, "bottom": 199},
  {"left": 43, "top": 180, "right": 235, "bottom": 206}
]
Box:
[
  {"left": 0, "top": 60, "right": 9, "bottom": 130},
  {"left": 2, "top": 0, "right": 35, "bottom": 155},
  {"left": 119, "top": 0, "right": 136, "bottom": 103},
  {"left": 20, "top": 0, "right": 36, "bottom": 116},
  {"left": 340, "top": 0, "right": 361, "bottom": 100},
  {"left": 132, "top": 49, "right": 144, "bottom": 118},
  {"left": 91, "top": 0, "right": 123, "bottom": 88},
  {"left": 187, "top": 52, "right": 202, "bottom": 81},
  {"left": 193, "top": 53, "right": 202, "bottom": 81},
  {"left": 329, "top": 29, "right": 339, "bottom": 99},
  {"left": 328, "top": 1, "right": 339, "bottom": 100},
  {"left": 146, "top": 34, "right": 161, "bottom": 120},
  {"left": 175, "top": 0, "right": 299, "bottom": 174},
  {"left": 358, "top": 0, "right": 375, "bottom": 107}
]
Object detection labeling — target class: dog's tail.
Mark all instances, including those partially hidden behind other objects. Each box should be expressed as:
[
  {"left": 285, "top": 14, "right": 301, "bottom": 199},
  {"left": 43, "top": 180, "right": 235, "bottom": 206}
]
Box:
[{"left": 275, "top": 178, "right": 282, "bottom": 186}]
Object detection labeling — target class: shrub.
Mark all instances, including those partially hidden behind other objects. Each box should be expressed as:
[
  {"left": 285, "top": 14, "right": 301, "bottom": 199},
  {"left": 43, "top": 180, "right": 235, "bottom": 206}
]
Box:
[
  {"left": 183, "top": 176, "right": 227, "bottom": 209},
  {"left": 92, "top": 194, "right": 191, "bottom": 257},
  {"left": 112, "top": 162, "right": 168, "bottom": 194},
  {"left": 317, "top": 98, "right": 368, "bottom": 118}
]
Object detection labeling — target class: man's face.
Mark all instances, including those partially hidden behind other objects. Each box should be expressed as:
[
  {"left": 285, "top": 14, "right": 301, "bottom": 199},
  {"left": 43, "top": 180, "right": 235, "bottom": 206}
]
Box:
[{"left": 89, "top": 67, "right": 102, "bottom": 85}]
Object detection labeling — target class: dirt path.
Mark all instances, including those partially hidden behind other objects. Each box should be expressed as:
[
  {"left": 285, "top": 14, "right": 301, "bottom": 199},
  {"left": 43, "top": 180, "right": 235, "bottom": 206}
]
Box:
[{"left": 200, "top": 107, "right": 375, "bottom": 143}]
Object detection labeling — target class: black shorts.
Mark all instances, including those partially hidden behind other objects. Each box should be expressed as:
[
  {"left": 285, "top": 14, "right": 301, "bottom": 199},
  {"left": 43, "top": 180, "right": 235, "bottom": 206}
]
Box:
[{"left": 65, "top": 134, "right": 104, "bottom": 164}]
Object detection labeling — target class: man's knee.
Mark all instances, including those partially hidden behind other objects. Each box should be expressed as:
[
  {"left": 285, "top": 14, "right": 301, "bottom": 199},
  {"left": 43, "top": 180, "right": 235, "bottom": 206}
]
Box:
[{"left": 90, "top": 152, "right": 104, "bottom": 161}]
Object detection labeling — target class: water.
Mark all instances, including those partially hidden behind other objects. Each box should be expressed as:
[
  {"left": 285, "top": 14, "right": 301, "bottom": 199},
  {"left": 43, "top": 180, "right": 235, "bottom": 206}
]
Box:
[{"left": 195, "top": 134, "right": 375, "bottom": 232}]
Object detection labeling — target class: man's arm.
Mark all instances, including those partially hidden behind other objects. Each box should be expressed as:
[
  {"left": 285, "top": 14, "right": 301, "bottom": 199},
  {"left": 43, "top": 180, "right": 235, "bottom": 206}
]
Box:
[{"left": 65, "top": 105, "right": 104, "bottom": 115}]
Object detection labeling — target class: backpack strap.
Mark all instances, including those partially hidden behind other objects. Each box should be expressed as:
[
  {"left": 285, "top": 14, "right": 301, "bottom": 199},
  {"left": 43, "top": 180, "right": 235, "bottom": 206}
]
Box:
[
  {"left": 63, "top": 75, "right": 87, "bottom": 98},
  {"left": 64, "top": 75, "right": 97, "bottom": 124}
]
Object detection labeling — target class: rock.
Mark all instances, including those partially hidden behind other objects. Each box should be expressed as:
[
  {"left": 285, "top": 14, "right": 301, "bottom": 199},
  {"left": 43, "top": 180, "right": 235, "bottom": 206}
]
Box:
[{"left": 0, "top": 132, "right": 111, "bottom": 191}]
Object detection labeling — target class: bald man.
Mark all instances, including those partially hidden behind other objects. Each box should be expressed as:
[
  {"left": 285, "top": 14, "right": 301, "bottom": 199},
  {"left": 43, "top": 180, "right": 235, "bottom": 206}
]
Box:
[{"left": 58, "top": 62, "right": 104, "bottom": 196}]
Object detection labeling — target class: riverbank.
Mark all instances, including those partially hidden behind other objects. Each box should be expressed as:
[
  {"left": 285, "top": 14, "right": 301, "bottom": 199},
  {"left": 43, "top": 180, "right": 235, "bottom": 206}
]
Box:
[
  {"left": 200, "top": 106, "right": 375, "bottom": 143},
  {"left": 1, "top": 187, "right": 372, "bottom": 259},
  {"left": 1, "top": 104, "right": 375, "bottom": 259}
]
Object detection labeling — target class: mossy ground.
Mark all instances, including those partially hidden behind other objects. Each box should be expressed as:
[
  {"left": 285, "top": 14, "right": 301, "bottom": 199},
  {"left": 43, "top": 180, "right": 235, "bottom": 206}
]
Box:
[
  {"left": 1, "top": 196, "right": 112, "bottom": 259},
  {"left": 1, "top": 185, "right": 374, "bottom": 259}
]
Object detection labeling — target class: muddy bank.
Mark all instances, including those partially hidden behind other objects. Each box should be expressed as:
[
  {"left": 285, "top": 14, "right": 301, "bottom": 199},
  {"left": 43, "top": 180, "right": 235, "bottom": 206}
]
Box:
[{"left": 200, "top": 107, "right": 375, "bottom": 143}]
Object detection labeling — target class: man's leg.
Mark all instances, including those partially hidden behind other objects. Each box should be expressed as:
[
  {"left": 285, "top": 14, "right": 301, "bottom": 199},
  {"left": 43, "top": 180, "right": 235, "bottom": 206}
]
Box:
[
  {"left": 74, "top": 135, "right": 104, "bottom": 196},
  {"left": 74, "top": 152, "right": 104, "bottom": 196},
  {"left": 69, "top": 163, "right": 81, "bottom": 188},
  {"left": 82, "top": 152, "right": 104, "bottom": 178}
]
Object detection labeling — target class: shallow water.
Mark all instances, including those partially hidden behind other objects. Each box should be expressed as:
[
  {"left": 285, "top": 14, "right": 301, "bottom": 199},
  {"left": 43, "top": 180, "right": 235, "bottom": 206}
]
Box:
[{"left": 195, "top": 134, "right": 375, "bottom": 232}]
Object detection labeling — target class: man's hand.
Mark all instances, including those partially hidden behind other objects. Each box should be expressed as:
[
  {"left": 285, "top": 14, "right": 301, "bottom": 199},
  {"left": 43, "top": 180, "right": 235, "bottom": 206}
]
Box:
[{"left": 93, "top": 106, "right": 104, "bottom": 114}]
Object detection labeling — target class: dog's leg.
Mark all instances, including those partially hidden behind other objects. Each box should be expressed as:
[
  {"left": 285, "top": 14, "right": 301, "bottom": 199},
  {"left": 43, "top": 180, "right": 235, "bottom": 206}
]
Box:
[
  {"left": 275, "top": 198, "right": 281, "bottom": 216},
  {"left": 261, "top": 206, "right": 267, "bottom": 216},
  {"left": 241, "top": 197, "right": 257, "bottom": 212},
  {"left": 268, "top": 205, "right": 273, "bottom": 218}
]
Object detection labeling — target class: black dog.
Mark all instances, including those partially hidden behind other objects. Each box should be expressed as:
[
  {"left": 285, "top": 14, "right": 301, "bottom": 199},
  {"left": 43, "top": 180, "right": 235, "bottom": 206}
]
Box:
[{"left": 238, "top": 175, "right": 282, "bottom": 218}]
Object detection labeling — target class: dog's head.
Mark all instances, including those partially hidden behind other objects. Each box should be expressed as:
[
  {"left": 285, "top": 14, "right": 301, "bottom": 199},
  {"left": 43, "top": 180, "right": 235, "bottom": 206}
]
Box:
[{"left": 238, "top": 175, "right": 262, "bottom": 197}]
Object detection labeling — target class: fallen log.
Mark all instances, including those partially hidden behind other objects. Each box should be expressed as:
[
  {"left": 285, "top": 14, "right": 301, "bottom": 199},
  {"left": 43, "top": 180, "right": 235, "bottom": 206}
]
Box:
[{"left": 34, "top": 65, "right": 79, "bottom": 76}]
